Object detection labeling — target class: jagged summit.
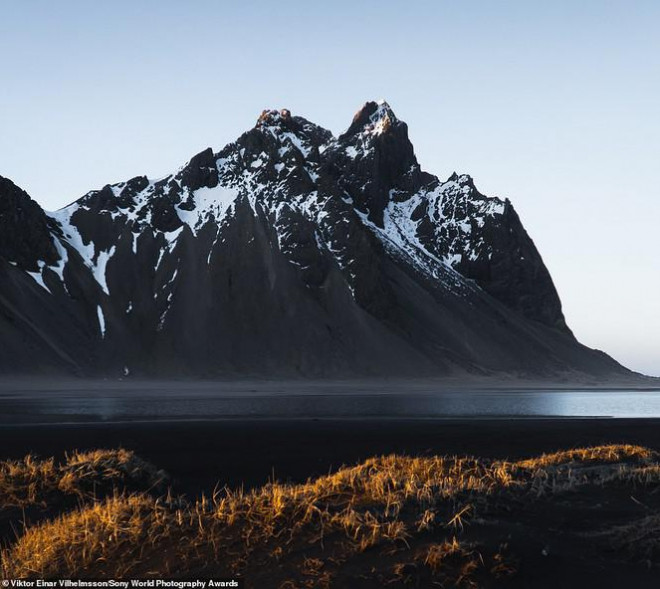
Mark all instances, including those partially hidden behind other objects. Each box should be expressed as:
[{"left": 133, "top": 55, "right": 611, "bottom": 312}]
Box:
[
  {"left": 342, "top": 100, "right": 399, "bottom": 138},
  {"left": 255, "top": 99, "right": 398, "bottom": 136},
  {"left": 0, "top": 102, "right": 631, "bottom": 378},
  {"left": 256, "top": 108, "right": 292, "bottom": 126},
  {"left": 251, "top": 99, "right": 402, "bottom": 147}
]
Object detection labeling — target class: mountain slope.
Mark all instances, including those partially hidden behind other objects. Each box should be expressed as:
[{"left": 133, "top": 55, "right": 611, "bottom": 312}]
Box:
[{"left": 0, "top": 101, "right": 631, "bottom": 378}]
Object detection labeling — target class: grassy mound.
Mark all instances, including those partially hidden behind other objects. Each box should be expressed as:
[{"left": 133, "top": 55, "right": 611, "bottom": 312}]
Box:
[
  {"left": 3, "top": 444, "right": 660, "bottom": 587},
  {"left": 0, "top": 449, "right": 167, "bottom": 545},
  {"left": 0, "top": 449, "right": 167, "bottom": 509}
]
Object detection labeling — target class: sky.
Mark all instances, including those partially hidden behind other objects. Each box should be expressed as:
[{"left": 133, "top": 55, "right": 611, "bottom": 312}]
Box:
[{"left": 1, "top": 0, "right": 658, "bottom": 376}]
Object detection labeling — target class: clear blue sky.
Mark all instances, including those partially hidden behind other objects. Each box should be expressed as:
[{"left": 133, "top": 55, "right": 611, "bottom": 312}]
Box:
[{"left": 1, "top": 0, "right": 658, "bottom": 375}]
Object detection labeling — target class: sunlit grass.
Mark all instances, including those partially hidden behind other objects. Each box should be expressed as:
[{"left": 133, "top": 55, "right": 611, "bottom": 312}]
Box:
[
  {"left": 2, "top": 444, "right": 660, "bottom": 586},
  {"left": 0, "top": 449, "right": 166, "bottom": 509}
]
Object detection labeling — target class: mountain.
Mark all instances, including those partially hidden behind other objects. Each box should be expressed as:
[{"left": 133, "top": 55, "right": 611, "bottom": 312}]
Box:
[{"left": 0, "top": 101, "right": 632, "bottom": 378}]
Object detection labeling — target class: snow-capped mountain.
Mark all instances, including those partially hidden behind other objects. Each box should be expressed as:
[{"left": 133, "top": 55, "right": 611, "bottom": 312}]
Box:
[{"left": 0, "top": 101, "right": 628, "bottom": 377}]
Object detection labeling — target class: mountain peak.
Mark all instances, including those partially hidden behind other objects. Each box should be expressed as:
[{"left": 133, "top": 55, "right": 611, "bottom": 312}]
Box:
[
  {"left": 256, "top": 108, "right": 293, "bottom": 128},
  {"left": 343, "top": 100, "right": 399, "bottom": 137},
  {"left": 245, "top": 109, "right": 333, "bottom": 166},
  {"left": 335, "top": 101, "right": 421, "bottom": 226},
  {"left": 447, "top": 172, "right": 475, "bottom": 186}
]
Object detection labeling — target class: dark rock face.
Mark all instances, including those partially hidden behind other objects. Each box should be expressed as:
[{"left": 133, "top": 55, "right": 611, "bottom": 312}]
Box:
[
  {"left": 412, "top": 174, "right": 569, "bottom": 331},
  {"left": 334, "top": 101, "right": 425, "bottom": 226},
  {"left": 0, "top": 101, "right": 632, "bottom": 377},
  {"left": 0, "top": 177, "right": 60, "bottom": 271},
  {"left": 179, "top": 148, "right": 219, "bottom": 192}
]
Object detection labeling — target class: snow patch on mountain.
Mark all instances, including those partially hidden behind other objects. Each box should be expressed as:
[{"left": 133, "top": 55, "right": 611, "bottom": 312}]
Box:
[
  {"left": 94, "top": 246, "right": 115, "bottom": 295},
  {"left": 97, "top": 305, "right": 106, "bottom": 337},
  {"left": 415, "top": 178, "right": 507, "bottom": 267},
  {"left": 176, "top": 184, "right": 239, "bottom": 234},
  {"left": 26, "top": 267, "right": 50, "bottom": 292}
]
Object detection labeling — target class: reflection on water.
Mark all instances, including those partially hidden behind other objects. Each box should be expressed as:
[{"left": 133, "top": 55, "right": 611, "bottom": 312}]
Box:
[{"left": 1, "top": 389, "right": 660, "bottom": 424}]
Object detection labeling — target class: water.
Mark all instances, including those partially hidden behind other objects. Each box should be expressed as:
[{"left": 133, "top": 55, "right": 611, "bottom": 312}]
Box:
[{"left": 1, "top": 383, "right": 660, "bottom": 424}]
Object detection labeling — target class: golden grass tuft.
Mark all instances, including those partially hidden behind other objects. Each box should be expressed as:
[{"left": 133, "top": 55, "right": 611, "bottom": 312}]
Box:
[
  {"left": 57, "top": 449, "right": 167, "bottom": 496},
  {"left": 3, "top": 444, "right": 660, "bottom": 585},
  {"left": 0, "top": 449, "right": 166, "bottom": 510},
  {"left": 514, "top": 444, "right": 656, "bottom": 469},
  {"left": 0, "top": 455, "right": 58, "bottom": 508},
  {"left": 1, "top": 494, "right": 173, "bottom": 577}
]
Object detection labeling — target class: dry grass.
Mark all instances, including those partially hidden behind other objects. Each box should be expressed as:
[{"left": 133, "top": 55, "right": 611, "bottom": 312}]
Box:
[
  {"left": 3, "top": 444, "right": 660, "bottom": 586},
  {"left": 58, "top": 449, "right": 167, "bottom": 496},
  {"left": 0, "top": 455, "right": 58, "bottom": 508},
  {"left": 2, "top": 495, "right": 172, "bottom": 577},
  {"left": 510, "top": 444, "right": 659, "bottom": 497},
  {"left": 0, "top": 449, "right": 167, "bottom": 510},
  {"left": 514, "top": 444, "right": 656, "bottom": 469}
]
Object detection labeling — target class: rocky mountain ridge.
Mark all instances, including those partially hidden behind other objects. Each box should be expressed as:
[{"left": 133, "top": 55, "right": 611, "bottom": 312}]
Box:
[{"left": 0, "top": 101, "right": 629, "bottom": 377}]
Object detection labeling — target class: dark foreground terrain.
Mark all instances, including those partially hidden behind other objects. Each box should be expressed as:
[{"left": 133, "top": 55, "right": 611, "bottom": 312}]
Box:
[{"left": 2, "top": 418, "right": 660, "bottom": 587}]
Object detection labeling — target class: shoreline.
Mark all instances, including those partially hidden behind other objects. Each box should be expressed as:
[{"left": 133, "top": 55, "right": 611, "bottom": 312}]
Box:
[
  {"left": 0, "top": 414, "right": 640, "bottom": 427},
  {"left": 1, "top": 375, "right": 658, "bottom": 393}
]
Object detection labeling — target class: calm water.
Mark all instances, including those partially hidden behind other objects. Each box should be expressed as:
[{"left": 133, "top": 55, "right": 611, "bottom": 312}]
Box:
[{"left": 1, "top": 385, "right": 660, "bottom": 424}]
